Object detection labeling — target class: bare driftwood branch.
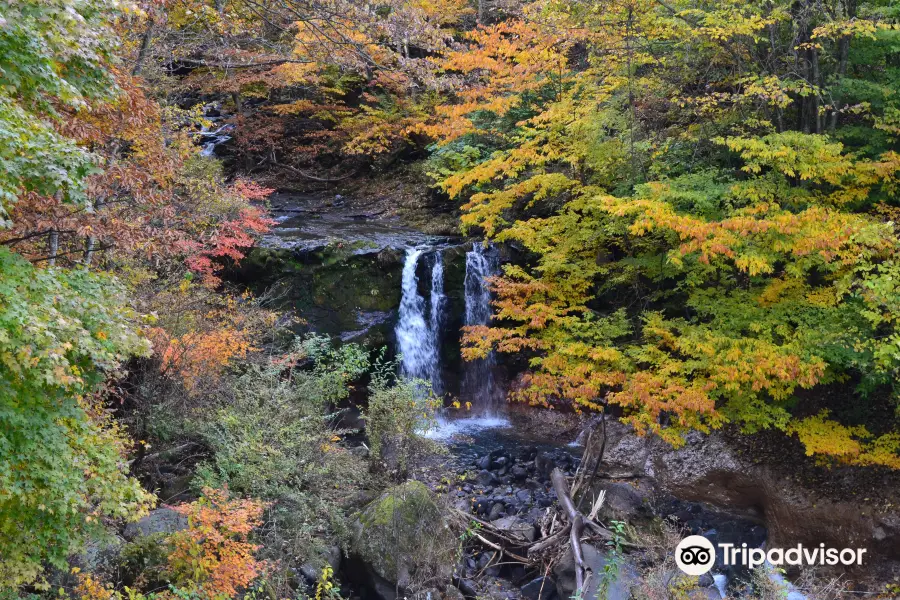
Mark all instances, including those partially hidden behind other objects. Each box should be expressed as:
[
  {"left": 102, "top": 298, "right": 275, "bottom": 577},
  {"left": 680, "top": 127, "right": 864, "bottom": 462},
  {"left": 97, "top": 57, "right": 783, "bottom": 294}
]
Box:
[
  {"left": 127, "top": 442, "right": 198, "bottom": 467},
  {"left": 471, "top": 532, "right": 531, "bottom": 564},
  {"left": 527, "top": 524, "right": 571, "bottom": 556},
  {"left": 551, "top": 468, "right": 588, "bottom": 591}
]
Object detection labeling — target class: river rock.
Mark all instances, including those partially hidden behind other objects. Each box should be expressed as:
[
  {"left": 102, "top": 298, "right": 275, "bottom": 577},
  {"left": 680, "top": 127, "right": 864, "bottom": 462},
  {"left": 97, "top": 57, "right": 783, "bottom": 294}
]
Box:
[
  {"left": 444, "top": 584, "right": 467, "bottom": 600},
  {"left": 473, "top": 497, "right": 492, "bottom": 515},
  {"left": 488, "top": 502, "right": 505, "bottom": 520},
  {"left": 597, "top": 481, "right": 653, "bottom": 521},
  {"left": 515, "top": 489, "right": 532, "bottom": 504},
  {"left": 457, "top": 579, "right": 478, "bottom": 598},
  {"left": 534, "top": 452, "right": 556, "bottom": 478},
  {"left": 476, "top": 470, "right": 499, "bottom": 486},
  {"left": 123, "top": 507, "right": 188, "bottom": 540},
  {"left": 511, "top": 466, "right": 528, "bottom": 481},
  {"left": 491, "top": 516, "right": 537, "bottom": 542},
  {"left": 521, "top": 576, "right": 557, "bottom": 600},
  {"left": 299, "top": 545, "right": 342, "bottom": 583}
]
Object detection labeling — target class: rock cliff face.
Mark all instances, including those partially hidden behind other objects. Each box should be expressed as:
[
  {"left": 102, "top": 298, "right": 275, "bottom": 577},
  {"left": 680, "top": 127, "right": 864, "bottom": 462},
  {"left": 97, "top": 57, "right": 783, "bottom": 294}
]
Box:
[{"left": 597, "top": 421, "right": 900, "bottom": 562}]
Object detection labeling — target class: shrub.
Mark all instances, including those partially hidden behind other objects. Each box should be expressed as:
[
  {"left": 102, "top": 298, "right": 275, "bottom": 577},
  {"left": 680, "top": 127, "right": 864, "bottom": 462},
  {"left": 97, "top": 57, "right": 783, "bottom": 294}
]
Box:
[
  {"left": 192, "top": 336, "right": 372, "bottom": 577},
  {"left": 193, "top": 336, "right": 369, "bottom": 499},
  {"left": 365, "top": 359, "right": 440, "bottom": 478}
]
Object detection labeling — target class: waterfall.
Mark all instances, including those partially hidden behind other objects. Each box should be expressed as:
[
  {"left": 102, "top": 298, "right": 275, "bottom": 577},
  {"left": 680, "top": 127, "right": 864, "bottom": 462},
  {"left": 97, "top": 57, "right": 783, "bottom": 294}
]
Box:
[
  {"left": 395, "top": 248, "right": 443, "bottom": 392},
  {"left": 429, "top": 252, "right": 446, "bottom": 394},
  {"left": 462, "top": 242, "right": 500, "bottom": 413},
  {"left": 429, "top": 254, "right": 445, "bottom": 333}
]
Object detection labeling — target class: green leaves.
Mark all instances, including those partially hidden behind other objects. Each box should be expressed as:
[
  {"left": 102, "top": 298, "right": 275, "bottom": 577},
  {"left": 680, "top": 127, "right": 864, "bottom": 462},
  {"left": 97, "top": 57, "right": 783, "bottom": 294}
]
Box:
[
  {"left": 0, "top": 98, "right": 99, "bottom": 222},
  {"left": 0, "top": 0, "right": 120, "bottom": 218},
  {"left": 434, "top": 0, "right": 900, "bottom": 466},
  {"left": 0, "top": 248, "right": 153, "bottom": 587}
]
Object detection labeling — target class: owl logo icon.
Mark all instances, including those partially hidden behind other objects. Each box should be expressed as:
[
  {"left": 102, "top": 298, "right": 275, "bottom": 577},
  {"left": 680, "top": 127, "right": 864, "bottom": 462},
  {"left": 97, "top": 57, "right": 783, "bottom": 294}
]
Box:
[{"left": 676, "top": 535, "right": 716, "bottom": 575}]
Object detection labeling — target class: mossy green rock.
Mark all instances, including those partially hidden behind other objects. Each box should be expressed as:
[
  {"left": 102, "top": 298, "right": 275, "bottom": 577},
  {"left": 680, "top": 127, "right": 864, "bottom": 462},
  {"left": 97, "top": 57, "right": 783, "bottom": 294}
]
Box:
[{"left": 352, "top": 480, "right": 454, "bottom": 588}]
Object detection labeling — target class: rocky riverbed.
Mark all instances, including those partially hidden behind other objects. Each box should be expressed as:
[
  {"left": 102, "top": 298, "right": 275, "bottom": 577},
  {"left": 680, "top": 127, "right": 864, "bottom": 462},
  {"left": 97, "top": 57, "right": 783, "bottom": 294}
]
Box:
[
  {"left": 341, "top": 408, "right": 900, "bottom": 600},
  {"left": 355, "top": 412, "right": 766, "bottom": 600}
]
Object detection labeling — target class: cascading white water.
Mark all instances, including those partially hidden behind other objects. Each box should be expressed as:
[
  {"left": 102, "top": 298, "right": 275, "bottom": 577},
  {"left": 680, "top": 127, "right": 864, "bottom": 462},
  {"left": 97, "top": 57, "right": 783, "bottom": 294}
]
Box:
[
  {"left": 428, "top": 252, "right": 446, "bottom": 394},
  {"left": 396, "top": 248, "right": 442, "bottom": 391},
  {"left": 462, "top": 242, "right": 500, "bottom": 413}
]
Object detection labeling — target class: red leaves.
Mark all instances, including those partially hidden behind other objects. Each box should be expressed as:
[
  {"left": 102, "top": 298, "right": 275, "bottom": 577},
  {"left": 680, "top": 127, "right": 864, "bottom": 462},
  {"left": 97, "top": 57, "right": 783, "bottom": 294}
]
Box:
[{"left": 184, "top": 205, "right": 274, "bottom": 286}]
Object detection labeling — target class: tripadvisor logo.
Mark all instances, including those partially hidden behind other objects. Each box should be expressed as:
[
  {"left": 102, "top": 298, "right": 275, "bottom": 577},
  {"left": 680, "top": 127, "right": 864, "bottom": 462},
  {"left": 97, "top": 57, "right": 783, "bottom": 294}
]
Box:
[
  {"left": 676, "top": 535, "right": 716, "bottom": 575},
  {"left": 675, "top": 535, "right": 868, "bottom": 575}
]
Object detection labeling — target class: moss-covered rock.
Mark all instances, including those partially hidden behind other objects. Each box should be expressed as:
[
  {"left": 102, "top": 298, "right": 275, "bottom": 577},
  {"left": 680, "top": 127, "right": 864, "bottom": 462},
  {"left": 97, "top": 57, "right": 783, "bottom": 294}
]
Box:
[
  {"left": 352, "top": 480, "right": 455, "bottom": 591},
  {"left": 228, "top": 245, "right": 404, "bottom": 345}
]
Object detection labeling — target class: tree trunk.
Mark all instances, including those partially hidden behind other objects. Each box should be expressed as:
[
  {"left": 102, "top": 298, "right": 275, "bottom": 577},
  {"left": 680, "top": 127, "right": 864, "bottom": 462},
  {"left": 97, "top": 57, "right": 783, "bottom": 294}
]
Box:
[
  {"left": 829, "top": 0, "right": 856, "bottom": 131},
  {"left": 47, "top": 230, "right": 59, "bottom": 267},
  {"left": 83, "top": 237, "right": 95, "bottom": 269},
  {"left": 810, "top": 46, "right": 822, "bottom": 133},
  {"left": 132, "top": 19, "right": 154, "bottom": 76},
  {"left": 232, "top": 91, "right": 243, "bottom": 116}
]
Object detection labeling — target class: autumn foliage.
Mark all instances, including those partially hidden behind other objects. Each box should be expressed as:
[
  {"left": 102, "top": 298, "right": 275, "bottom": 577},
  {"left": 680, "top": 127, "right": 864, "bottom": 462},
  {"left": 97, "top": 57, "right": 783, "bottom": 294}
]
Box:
[
  {"left": 420, "top": 0, "right": 900, "bottom": 468},
  {"left": 71, "top": 489, "right": 268, "bottom": 600},
  {"left": 164, "top": 489, "right": 268, "bottom": 599}
]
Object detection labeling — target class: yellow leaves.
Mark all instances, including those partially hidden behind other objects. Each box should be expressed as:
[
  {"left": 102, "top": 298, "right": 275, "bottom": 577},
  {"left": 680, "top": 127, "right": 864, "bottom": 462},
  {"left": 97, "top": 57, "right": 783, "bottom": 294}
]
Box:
[
  {"left": 757, "top": 277, "right": 803, "bottom": 307},
  {"left": 718, "top": 132, "right": 854, "bottom": 185},
  {"left": 603, "top": 185, "right": 892, "bottom": 275},
  {"left": 679, "top": 5, "right": 779, "bottom": 42},
  {"left": 784, "top": 414, "right": 900, "bottom": 468},
  {"left": 789, "top": 412, "right": 867, "bottom": 459},
  {"left": 811, "top": 19, "right": 881, "bottom": 41}
]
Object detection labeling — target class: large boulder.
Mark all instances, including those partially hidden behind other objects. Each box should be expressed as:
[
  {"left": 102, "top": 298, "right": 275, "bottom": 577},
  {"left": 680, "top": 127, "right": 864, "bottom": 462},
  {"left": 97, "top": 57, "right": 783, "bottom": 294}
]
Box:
[
  {"left": 521, "top": 576, "right": 557, "bottom": 600},
  {"left": 596, "top": 480, "right": 654, "bottom": 522},
  {"left": 123, "top": 507, "right": 188, "bottom": 541},
  {"left": 351, "top": 480, "right": 456, "bottom": 598},
  {"left": 299, "top": 545, "right": 342, "bottom": 583}
]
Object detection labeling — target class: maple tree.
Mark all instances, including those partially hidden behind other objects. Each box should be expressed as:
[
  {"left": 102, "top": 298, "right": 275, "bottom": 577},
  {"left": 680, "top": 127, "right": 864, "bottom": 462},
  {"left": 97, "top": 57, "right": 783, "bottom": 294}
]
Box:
[
  {"left": 0, "top": 0, "right": 276, "bottom": 588},
  {"left": 70, "top": 489, "right": 268, "bottom": 600},
  {"left": 4, "top": 0, "right": 900, "bottom": 593},
  {"left": 423, "top": 0, "right": 900, "bottom": 467},
  {"left": 163, "top": 489, "right": 267, "bottom": 599}
]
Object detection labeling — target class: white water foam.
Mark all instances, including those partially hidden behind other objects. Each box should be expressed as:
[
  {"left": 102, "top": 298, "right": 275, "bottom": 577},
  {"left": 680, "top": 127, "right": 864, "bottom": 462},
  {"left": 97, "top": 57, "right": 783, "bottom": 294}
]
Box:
[
  {"left": 712, "top": 574, "right": 727, "bottom": 599},
  {"left": 421, "top": 415, "right": 511, "bottom": 440}
]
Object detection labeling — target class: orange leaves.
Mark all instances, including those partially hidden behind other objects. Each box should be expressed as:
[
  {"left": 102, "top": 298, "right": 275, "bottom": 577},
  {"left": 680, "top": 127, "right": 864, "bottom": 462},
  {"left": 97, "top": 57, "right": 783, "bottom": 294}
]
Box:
[
  {"left": 611, "top": 372, "right": 717, "bottom": 438},
  {"left": 71, "top": 489, "right": 269, "bottom": 599},
  {"left": 165, "top": 488, "right": 268, "bottom": 599},
  {"left": 419, "top": 19, "right": 575, "bottom": 147},
  {"left": 154, "top": 326, "right": 254, "bottom": 395}
]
